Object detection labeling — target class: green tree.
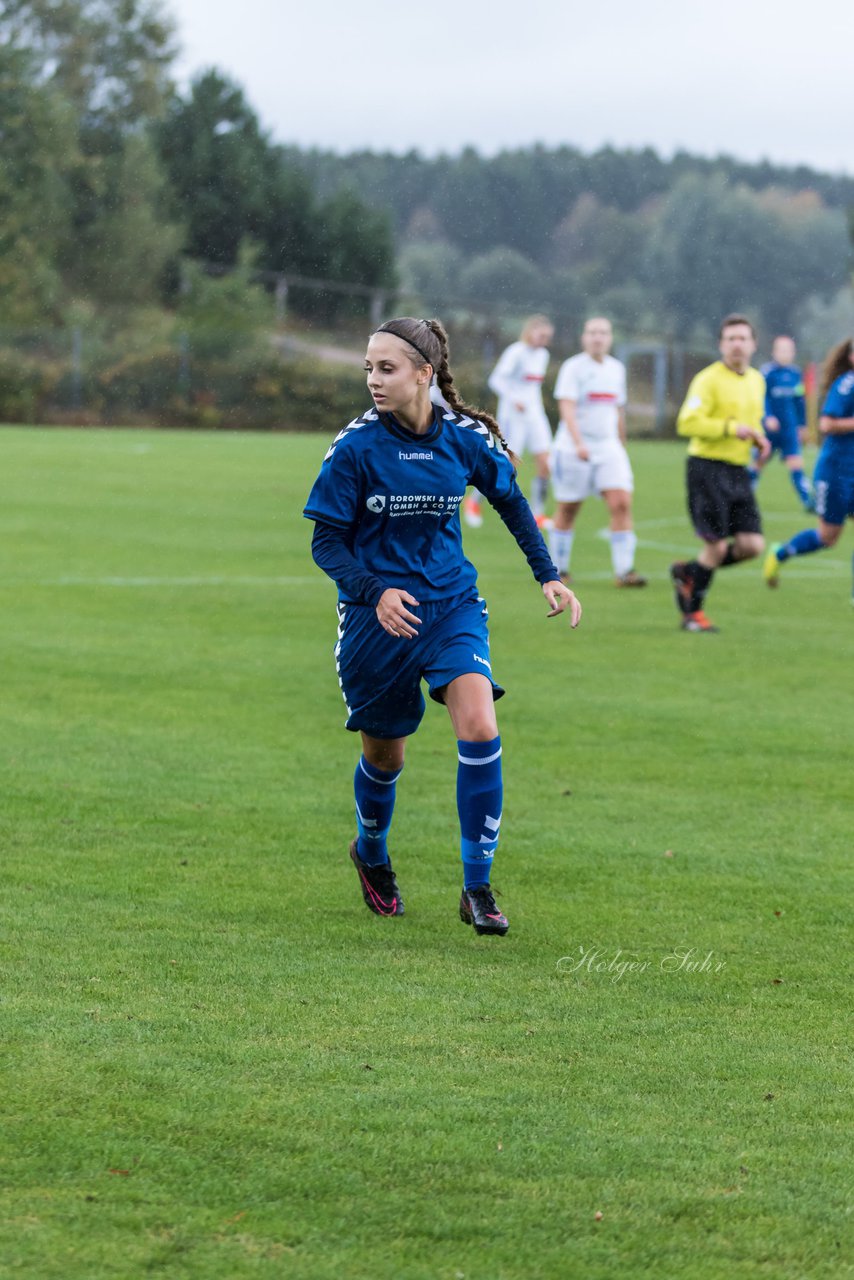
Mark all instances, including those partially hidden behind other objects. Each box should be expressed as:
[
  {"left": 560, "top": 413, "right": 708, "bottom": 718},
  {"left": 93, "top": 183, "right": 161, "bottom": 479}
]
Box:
[
  {"left": 175, "top": 247, "right": 272, "bottom": 362},
  {"left": 397, "top": 240, "right": 464, "bottom": 312},
  {"left": 642, "top": 173, "right": 850, "bottom": 341},
  {"left": 69, "top": 133, "right": 182, "bottom": 307},
  {"left": 0, "top": 44, "right": 76, "bottom": 323},
  {"left": 458, "top": 248, "right": 545, "bottom": 311},
  {"left": 1, "top": 0, "right": 180, "bottom": 316},
  {"left": 0, "top": 0, "right": 175, "bottom": 135},
  {"left": 157, "top": 70, "right": 293, "bottom": 267}
]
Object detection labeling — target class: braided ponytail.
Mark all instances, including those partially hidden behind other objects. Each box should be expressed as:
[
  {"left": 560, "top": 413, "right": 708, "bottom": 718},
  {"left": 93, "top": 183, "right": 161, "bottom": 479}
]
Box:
[
  {"left": 424, "top": 319, "right": 510, "bottom": 452},
  {"left": 375, "top": 315, "right": 512, "bottom": 456}
]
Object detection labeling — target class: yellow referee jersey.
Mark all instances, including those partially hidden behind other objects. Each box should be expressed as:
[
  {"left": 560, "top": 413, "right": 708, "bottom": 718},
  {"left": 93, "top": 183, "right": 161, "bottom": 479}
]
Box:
[{"left": 677, "top": 361, "right": 766, "bottom": 466}]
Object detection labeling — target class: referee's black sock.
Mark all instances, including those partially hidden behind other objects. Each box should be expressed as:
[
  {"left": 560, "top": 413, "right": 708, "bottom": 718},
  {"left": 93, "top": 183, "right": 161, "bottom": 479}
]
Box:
[{"left": 685, "top": 560, "right": 714, "bottom": 611}]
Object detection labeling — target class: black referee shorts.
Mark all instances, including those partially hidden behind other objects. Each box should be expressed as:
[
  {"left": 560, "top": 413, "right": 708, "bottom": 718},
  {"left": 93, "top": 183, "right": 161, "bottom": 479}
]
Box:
[{"left": 686, "top": 456, "right": 762, "bottom": 541}]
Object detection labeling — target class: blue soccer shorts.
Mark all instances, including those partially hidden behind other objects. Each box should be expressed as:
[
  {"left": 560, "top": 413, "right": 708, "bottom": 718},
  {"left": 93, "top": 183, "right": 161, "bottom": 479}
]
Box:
[
  {"left": 766, "top": 422, "right": 802, "bottom": 459},
  {"left": 334, "top": 589, "right": 505, "bottom": 739},
  {"left": 813, "top": 455, "right": 854, "bottom": 526}
]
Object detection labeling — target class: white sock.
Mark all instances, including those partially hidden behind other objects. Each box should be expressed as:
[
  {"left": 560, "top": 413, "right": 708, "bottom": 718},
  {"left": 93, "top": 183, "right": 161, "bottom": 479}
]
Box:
[
  {"left": 531, "top": 475, "right": 549, "bottom": 517},
  {"left": 549, "top": 528, "right": 574, "bottom": 574},
  {"left": 610, "top": 530, "right": 636, "bottom": 577}
]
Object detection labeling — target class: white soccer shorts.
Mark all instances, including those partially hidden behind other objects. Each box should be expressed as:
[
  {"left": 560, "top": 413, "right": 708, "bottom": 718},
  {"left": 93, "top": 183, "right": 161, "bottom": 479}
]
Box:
[
  {"left": 501, "top": 406, "right": 553, "bottom": 458},
  {"left": 550, "top": 441, "right": 634, "bottom": 502}
]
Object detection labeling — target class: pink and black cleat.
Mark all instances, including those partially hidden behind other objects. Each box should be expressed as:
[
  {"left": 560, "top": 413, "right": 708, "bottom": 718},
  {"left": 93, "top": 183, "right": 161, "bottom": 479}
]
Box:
[
  {"left": 349, "top": 840, "right": 404, "bottom": 916},
  {"left": 459, "top": 885, "right": 509, "bottom": 936}
]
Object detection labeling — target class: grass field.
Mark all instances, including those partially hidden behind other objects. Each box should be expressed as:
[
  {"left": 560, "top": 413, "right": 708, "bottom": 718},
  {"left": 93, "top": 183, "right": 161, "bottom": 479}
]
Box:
[{"left": 1, "top": 425, "right": 851, "bottom": 1280}]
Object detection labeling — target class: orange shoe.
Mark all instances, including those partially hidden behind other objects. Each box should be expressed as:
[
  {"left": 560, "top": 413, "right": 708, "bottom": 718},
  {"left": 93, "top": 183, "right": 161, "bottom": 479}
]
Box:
[
  {"left": 535, "top": 513, "right": 553, "bottom": 531},
  {"left": 463, "top": 496, "right": 483, "bottom": 528},
  {"left": 681, "top": 610, "right": 719, "bottom": 633}
]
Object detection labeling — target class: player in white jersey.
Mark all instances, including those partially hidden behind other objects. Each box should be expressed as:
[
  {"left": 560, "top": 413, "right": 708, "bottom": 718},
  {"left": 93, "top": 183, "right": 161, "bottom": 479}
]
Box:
[
  {"left": 548, "top": 317, "right": 647, "bottom": 586},
  {"left": 464, "top": 315, "right": 554, "bottom": 529}
]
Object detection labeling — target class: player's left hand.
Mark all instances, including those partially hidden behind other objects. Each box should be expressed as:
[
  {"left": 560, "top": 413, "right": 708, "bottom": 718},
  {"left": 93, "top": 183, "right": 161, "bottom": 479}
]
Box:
[
  {"left": 542, "top": 580, "right": 582, "bottom": 626},
  {"left": 756, "top": 434, "right": 772, "bottom": 462}
]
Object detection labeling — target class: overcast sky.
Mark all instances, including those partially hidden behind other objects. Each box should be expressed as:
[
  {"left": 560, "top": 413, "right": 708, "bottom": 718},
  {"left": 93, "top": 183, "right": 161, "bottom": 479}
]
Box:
[{"left": 168, "top": 0, "right": 852, "bottom": 174}]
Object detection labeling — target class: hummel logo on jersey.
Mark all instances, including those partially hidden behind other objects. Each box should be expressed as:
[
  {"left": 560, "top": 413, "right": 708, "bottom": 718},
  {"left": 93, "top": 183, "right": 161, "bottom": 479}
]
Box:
[
  {"left": 366, "top": 494, "right": 386, "bottom": 513},
  {"left": 399, "top": 450, "right": 434, "bottom": 461},
  {"left": 472, "top": 653, "right": 492, "bottom": 670}
]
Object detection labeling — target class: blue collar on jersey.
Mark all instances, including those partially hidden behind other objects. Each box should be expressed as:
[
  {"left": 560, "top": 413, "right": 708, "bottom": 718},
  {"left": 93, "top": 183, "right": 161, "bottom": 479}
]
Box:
[{"left": 378, "top": 406, "right": 444, "bottom": 444}]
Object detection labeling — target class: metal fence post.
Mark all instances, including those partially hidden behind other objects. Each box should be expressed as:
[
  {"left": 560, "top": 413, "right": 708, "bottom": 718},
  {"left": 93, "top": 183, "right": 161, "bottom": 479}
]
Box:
[
  {"left": 370, "top": 290, "right": 385, "bottom": 329},
  {"left": 275, "top": 276, "right": 288, "bottom": 323},
  {"left": 71, "top": 326, "right": 83, "bottom": 410},
  {"left": 178, "top": 332, "right": 190, "bottom": 397}
]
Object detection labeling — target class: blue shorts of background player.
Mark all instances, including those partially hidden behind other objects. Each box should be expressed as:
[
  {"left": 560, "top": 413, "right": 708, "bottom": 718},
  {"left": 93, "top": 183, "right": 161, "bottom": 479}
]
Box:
[
  {"left": 753, "top": 341, "right": 812, "bottom": 510},
  {"left": 765, "top": 420, "right": 802, "bottom": 460},
  {"left": 336, "top": 590, "right": 504, "bottom": 738}
]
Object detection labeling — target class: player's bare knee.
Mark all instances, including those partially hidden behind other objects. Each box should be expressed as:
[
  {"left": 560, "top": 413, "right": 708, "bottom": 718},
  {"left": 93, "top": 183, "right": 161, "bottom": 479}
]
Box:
[
  {"left": 458, "top": 715, "right": 499, "bottom": 742},
  {"left": 819, "top": 523, "right": 841, "bottom": 547},
  {"left": 362, "top": 735, "right": 406, "bottom": 772},
  {"left": 737, "top": 534, "right": 764, "bottom": 559}
]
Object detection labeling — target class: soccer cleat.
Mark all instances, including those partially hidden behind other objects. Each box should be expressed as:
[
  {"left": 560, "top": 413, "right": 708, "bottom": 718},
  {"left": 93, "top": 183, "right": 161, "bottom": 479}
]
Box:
[
  {"left": 763, "top": 543, "right": 783, "bottom": 587},
  {"left": 535, "top": 513, "right": 553, "bottom": 532},
  {"left": 559, "top": 571, "right": 573, "bottom": 585},
  {"left": 670, "top": 561, "right": 694, "bottom": 614},
  {"left": 681, "top": 610, "right": 719, "bottom": 633},
  {"left": 349, "top": 840, "right": 404, "bottom": 916},
  {"left": 615, "top": 569, "right": 647, "bottom": 587},
  {"left": 463, "top": 497, "right": 483, "bottom": 529},
  {"left": 459, "top": 885, "right": 509, "bottom": 936}
]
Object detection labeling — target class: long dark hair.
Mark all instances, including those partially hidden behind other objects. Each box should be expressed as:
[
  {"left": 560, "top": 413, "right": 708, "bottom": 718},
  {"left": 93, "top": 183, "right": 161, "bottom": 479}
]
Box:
[
  {"left": 820, "top": 338, "right": 854, "bottom": 403},
  {"left": 374, "top": 316, "right": 509, "bottom": 451}
]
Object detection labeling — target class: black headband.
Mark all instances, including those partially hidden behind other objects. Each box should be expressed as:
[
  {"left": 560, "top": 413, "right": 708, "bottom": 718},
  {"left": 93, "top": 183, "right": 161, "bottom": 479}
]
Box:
[{"left": 375, "top": 323, "right": 434, "bottom": 368}]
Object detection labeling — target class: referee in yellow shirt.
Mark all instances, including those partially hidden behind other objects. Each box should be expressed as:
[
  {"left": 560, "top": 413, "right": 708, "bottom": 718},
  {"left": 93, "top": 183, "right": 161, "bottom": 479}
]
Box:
[{"left": 671, "top": 314, "right": 771, "bottom": 632}]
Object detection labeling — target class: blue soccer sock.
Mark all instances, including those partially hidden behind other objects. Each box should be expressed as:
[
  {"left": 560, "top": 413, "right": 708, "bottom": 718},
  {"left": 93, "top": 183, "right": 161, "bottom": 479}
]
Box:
[
  {"left": 747, "top": 465, "right": 759, "bottom": 488},
  {"left": 354, "top": 756, "right": 402, "bottom": 866},
  {"left": 777, "top": 528, "right": 824, "bottom": 562},
  {"left": 457, "top": 736, "right": 503, "bottom": 889},
  {"left": 788, "top": 468, "right": 812, "bottom": 507}
]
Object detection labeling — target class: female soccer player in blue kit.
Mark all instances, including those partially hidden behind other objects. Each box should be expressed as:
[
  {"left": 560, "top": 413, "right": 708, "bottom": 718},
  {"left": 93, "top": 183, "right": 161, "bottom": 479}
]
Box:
[
  {"left": 304, "top": 317, "right": 581, "bottom": 936},
  {"left": 764, "top": 338, "right": 854, "bottom": 596},
  {"left": 753, "top": 335, "right": 812, "bottom": 510}
]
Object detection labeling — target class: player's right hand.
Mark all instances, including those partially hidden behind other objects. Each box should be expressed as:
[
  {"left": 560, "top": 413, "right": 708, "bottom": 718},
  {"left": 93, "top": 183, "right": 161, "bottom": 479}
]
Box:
[
  {"left": 377, "top": 589, "right": 422, "bottom": 639},
  {"left": 765, "top": 416, "right": 780, "bottom": 431},
  {"left": 575, "top": 443, "right": 590, "bottom": 462},
  {"left": 542, "top": 580, "right": 582, "bottom": 627}
]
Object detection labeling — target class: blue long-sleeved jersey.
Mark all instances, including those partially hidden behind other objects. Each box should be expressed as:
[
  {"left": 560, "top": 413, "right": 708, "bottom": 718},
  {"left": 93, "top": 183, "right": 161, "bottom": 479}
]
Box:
[
  {"left": 304, "top": 405, "right": 558, "bottom": 604},
  {"left": 761, "top": 362, "right": 806, "bottom": 435}
]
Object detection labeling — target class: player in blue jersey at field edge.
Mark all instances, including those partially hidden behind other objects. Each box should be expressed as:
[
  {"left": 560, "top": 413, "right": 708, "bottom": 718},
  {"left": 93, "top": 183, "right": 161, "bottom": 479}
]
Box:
[
  {"left": 753, "top": 335, "right": 812, "bottom": 510},
  {"left": 304, "top": 317, "right": 581, "bottom": 936},
  {"left": 764, "top": 338, "right": 854, "bottom": 598}
]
